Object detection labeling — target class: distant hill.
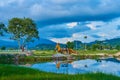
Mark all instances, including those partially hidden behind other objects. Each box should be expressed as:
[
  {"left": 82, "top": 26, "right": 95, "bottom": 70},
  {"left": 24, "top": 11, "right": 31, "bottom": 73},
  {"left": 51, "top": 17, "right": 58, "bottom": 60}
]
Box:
[
  {"left": 102, "top": 38, "right": 120, "bottom": 46},
  {"left": 0, "top": 38, "right": 56, "bottom": 49},
  {"left": 28, "top": 38, "right": 56, "bottom": 48},
  {"left": 0, "top": 38, "right": 120, "bottom": 50},
  {"left": 0, "top": 40, "right": 17, "bottom": 48},
  {"left": 73, "top": 40, "right": 83, "bottom": 49},
  {"left": 89, "top": 38, "right": 120, "bottom": 47}
]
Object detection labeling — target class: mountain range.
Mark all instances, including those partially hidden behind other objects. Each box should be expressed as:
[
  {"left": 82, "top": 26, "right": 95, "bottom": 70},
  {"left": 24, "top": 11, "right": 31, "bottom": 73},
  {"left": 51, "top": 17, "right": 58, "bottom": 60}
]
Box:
[
  {"left": 0, "top": 38, "right": 120, "bottom": 49},
  {"left": 0, "top": 38, "right": 56, "bottom": 49}
]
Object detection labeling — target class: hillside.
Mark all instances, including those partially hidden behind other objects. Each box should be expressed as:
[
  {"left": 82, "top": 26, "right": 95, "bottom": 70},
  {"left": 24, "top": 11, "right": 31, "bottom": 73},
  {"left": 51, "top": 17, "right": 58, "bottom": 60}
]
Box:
[{"left": 0, "top": 38, "right": 120, "bottom": 50}]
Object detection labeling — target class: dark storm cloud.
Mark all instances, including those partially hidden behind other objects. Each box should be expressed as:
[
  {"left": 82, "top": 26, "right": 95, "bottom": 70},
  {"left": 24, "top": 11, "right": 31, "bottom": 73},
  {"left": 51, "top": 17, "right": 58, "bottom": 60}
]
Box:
[
  {"left": 117, "top": 25, "right": 120, "bottom": 30},
  {"left": 1, "top": 0, "right": 120, "bottom": 26},
  {"left": 38, "top": 24, "right": 91, "bottom": 38},
  {"left": 91, "top": 34, "right": 101, "bottom": 38}
]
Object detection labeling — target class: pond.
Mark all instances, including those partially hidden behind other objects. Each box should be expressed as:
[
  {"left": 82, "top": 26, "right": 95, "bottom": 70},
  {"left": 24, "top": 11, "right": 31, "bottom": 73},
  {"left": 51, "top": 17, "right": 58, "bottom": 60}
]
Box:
[{"left": 31, "top": 58, "right": 120, "bottom": 76}]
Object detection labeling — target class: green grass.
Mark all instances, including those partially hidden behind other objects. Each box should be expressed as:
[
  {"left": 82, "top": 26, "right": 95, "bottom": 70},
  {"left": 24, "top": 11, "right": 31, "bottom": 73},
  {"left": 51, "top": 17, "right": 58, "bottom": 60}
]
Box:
[
  {"left": 0, "top": 49, "right": 119, "bottom": 56},
  {"left": 77, "top": 50, "right": 119, "bottom": 55},
  {"left": 0, "top": 64, "right": 120, "bottom": 80},
  {"left": 33, "top": 50, "right": 119, "bottom": 56},
  {"left": 33, "top": 50, "right": 55, "bottom": 56}
]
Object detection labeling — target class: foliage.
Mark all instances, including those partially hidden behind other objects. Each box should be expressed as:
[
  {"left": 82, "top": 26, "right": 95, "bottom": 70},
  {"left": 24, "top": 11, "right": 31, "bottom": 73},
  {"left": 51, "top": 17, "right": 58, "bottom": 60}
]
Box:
[
  {"left": 77, "top": 50, "right": 118, "bottom": 55},
  {"left": 115, "top": 45, "right": 120, "bottom": 50},
  {"left": 0, "top": 46, "right": 6, "bottom": 50},
  {"left": 84, "top": 36, "right": 87, "bottom": 39},
  {"left": 67, "top": 41, "right": 74, "bottom": 49},
  {"left": 91, "top": 44, "right": 100, "bottom": 50}
]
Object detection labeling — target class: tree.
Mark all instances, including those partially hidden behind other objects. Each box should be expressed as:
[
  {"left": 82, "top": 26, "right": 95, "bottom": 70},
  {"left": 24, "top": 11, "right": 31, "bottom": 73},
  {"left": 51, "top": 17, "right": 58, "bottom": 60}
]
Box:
[
  {"left": 0, "top": 46, "right": 6, "bottom": 50},
  {"left": 116, "top": 45, "right": 120, "bottom": 50},
  {"left": 91, "top": 44, "right": 100, "bottom": 50},
  {"left": 66, "top": 41, "right": 74, "bottom": 49},
  {"left": 84, "top": 36, "right": 87, "bottom": 50},
  {"left": 8, "top": 18, "right": 39, "bottom": 51}
]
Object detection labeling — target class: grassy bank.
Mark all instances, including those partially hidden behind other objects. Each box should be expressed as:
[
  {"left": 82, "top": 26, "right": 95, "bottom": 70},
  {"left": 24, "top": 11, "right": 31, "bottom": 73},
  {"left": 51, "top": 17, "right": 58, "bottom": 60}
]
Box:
[
  {"left": 0, "top": 55, "right": 53, "bottom": 64},
  {"left": 77, "top": 50, "right": 119, "bottom": 55},
  {"left": 33, "top": 50, "right": 119, "bottom": 56},
  {"left": 0, "top": 64, "right": 120, "bottom": 80}
]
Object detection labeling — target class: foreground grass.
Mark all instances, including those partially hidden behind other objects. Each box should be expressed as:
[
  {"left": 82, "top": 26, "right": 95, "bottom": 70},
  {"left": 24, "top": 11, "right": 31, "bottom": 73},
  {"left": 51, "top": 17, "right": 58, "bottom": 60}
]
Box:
[{"left": 0, "top": 64, "right": 120, "bottom": 80}]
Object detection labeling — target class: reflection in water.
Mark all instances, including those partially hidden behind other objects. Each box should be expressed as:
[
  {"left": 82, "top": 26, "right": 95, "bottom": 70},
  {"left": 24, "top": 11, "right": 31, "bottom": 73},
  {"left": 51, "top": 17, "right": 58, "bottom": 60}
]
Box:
[
  {"left": 56, "top": 62, "right": 61, "bottom": 69},
  {"left": 31, "top": 58, "right": 120, "bottom": 76},
  {"left": 55, "top": 60, "right": 71, "bottom": 74}
]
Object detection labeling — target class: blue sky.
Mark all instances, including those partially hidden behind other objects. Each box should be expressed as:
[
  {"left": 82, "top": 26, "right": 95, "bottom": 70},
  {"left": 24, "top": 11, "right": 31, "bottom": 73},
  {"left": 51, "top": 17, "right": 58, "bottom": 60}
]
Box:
[{"left": 1, "top": 0, "right": 120, "bottom": 43}]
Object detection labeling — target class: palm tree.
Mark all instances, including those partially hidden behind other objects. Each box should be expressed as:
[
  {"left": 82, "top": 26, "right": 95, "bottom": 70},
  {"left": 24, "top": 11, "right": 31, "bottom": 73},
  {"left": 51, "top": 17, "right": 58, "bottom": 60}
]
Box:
[{"left": 84, "top": 36, "right": 87, "bottom": 50}]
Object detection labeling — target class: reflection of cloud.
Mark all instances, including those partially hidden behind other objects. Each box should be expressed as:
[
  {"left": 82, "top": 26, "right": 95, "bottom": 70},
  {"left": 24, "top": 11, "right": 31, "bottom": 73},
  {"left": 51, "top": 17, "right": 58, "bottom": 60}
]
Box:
[{"left": 71, "top": 59, "right": 97, "bottom": 68}]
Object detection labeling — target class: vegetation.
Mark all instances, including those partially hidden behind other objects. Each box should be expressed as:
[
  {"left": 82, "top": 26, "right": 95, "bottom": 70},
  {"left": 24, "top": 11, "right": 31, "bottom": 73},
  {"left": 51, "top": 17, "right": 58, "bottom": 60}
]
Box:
[
  {"left": 67, "top": 41, "right": 74, "bottom": 49},
  {"left": 8, "top": 18, "right": 39, "bottom": 50},
  {"left": 77, "top": 50, "right": 119, "bottom": 55},
  {"left": 0, "top": 46, "right": 6, "bottom": 50},
  {"left": 0, "top": 22, "right": 7, "bottom": 36},
  {"left": 0, "top": 64, "right": 120, "bottom": 80},
  {"left": 0, "top": 53, "right": 53, "bottom": 64},
  {"left": 84, "top": 36, "right": 87, "bottom": 50}
]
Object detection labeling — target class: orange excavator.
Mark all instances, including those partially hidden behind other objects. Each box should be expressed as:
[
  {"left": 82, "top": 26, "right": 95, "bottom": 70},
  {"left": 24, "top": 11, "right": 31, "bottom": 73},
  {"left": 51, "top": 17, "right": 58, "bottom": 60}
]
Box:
[{"left": 55, "top": 43, "right": 78, "bottom": 54}]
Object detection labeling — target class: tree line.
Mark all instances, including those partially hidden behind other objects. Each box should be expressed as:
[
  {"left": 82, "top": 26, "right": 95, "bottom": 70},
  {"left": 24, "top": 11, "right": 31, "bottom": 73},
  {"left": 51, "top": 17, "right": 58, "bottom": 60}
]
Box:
[{"left": 66, "top": 40, "right": 120, "bottom": 51}]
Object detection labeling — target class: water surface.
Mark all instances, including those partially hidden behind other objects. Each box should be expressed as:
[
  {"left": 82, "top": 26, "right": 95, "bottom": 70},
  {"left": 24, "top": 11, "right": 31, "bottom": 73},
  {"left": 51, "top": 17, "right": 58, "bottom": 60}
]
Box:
[{"left": 31, "top": 58, "right": 120, "bottom": 76}]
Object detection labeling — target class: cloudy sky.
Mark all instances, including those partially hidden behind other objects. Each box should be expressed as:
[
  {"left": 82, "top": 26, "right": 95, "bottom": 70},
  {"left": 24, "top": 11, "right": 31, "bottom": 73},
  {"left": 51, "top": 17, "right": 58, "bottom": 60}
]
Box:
[{"left": 1, "top": 0, "right": 120, "bottom": 43}]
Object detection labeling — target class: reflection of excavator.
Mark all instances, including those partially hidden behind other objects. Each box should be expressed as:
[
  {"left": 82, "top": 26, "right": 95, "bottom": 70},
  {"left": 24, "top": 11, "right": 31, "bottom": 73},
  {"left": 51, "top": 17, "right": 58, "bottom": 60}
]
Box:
[
  {"left": 56, "top": 62, "right": 61, "bottom": 69},
  {"left": 56, "top": 61, "right": 73, "bottom": 69},
  {"left": 55, "top": 43, "right": 77, "bottom": 54}
]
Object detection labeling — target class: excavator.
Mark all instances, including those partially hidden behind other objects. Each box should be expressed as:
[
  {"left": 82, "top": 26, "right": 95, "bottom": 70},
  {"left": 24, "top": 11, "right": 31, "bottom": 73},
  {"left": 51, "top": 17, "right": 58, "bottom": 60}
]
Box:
[{"left": 55, "top": 43, "right": 78, "bottom": 55}]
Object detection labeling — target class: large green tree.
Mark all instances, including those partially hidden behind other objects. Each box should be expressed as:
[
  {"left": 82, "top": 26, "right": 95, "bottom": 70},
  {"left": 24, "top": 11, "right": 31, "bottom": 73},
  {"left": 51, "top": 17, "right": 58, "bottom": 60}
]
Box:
[{"left": 8, "top": 18, "right": 39, "bottom": 51}]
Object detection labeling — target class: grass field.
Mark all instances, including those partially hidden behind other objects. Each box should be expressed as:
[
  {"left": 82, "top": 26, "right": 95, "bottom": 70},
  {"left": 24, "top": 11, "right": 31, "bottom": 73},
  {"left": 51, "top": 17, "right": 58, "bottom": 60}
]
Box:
[
  {"left": 33, "top": 50, "right": 119, "bottom": 56},
  {"left": 0, "top": 49, "right": 119, "bottom": 64},
  {"left": 0, "top": 49, "right": 119, "bottom": 56},
  {"left": 0, "top": 64, "right": 120, "bottom": 80},
  {"left": 77, "top": 50, "right": 119, "bottom": 54}
]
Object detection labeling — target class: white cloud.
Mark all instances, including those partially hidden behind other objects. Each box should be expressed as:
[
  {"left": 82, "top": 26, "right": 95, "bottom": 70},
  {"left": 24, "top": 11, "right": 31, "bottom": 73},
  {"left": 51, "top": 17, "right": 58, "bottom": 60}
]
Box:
[
  {"left": 66, "top": 22, "right": 78, "bottom": 28},
  {"left": 86, "top": 24, "right": 96, "bottom": 30},
  {"left": 50, "top": 33, "right": 93, "bottom": 43},
  {"left": 98, "top": 33, "right": 108, "bottom": 37},
  {"left": 30, "top": 4, "right": 42, "bottom": 16},
  {"left": 86, "top": 21, "right": 105, "bottom": 30},
  {"left": 0, "top": 0, "right": 25, "bottom": 7},
  {"left": 50, "top": 17, "right": 120, "bottom": 43}
]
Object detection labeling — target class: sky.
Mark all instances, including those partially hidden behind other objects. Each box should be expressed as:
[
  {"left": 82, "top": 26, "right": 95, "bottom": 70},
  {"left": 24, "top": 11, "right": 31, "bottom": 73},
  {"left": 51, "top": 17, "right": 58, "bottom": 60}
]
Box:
[{"left": 0, "top": 0, "right": 120, "bottom": 43}]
